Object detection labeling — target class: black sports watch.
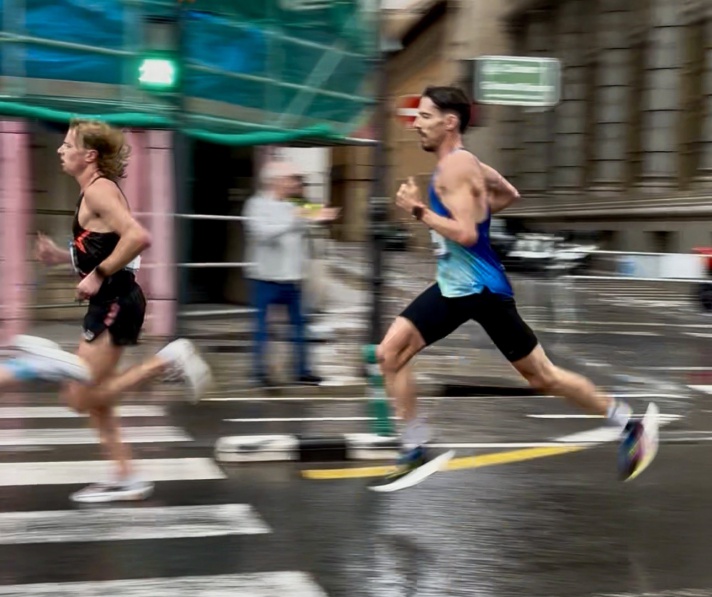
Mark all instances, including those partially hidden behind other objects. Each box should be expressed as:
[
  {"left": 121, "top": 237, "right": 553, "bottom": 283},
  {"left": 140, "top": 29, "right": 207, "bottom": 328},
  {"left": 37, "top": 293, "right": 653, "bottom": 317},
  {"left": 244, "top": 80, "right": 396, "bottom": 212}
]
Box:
[
  {"left": 94, "top": 265, "right": 109, "bottom": 279},
  {"left": 411, "top": 205, "right": 424, "bottom": 221}
]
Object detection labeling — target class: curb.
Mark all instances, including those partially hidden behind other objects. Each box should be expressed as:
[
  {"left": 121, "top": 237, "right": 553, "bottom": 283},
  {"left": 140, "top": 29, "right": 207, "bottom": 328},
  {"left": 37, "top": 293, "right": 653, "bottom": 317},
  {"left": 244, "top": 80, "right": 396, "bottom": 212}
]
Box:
[{"left": 215, "top": 433, "right": 401, "bottom": 463}]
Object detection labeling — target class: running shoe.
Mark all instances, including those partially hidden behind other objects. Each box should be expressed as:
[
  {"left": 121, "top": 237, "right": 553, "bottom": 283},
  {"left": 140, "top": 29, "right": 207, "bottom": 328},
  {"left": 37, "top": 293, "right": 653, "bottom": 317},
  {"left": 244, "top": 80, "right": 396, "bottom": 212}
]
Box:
[
  {"left": 369, "top": 446, "right": 454, "bottom": 492},
  {"left": 71, "top": 478, "right": 154, "bottom": 504},
  {"left": 10, "top": 335, "right": 91, "bottom": 383},
  {"left": 157, "top": 339, "right": 213, "bottom": 403},
  {"left": 618, "top": 402, "right": 660, "bottom": 481}
]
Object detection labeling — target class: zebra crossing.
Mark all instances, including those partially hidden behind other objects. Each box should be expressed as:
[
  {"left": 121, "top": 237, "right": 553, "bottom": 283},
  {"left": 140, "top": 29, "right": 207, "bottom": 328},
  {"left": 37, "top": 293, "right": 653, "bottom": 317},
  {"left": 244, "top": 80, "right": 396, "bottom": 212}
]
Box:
[{"left": 0, "top": 399, "right": 329, "bottom": 596}]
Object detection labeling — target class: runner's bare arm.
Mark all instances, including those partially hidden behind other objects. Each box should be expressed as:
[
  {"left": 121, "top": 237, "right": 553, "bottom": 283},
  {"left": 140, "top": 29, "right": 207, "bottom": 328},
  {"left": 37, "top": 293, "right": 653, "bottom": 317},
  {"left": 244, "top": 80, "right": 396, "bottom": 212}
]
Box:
[
  {"left": 35, "top": 232, "right": 72, "bottom": 266},
  {"left": 480, "top": 162, "right": 520, "bottom": 214},
  {"left": 83, "top": 180, "right": 151, "bottom": 276},
  {"left": 420, "top": 152, "right": 483, "bottom": 246}
]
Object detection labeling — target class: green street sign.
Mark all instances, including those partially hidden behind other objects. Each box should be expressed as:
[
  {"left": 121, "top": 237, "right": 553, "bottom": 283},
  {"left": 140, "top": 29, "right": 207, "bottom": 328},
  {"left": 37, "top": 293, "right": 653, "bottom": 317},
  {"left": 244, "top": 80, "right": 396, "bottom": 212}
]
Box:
[{"left": 473, "top": 56, "right": 561, "bottom": 107}]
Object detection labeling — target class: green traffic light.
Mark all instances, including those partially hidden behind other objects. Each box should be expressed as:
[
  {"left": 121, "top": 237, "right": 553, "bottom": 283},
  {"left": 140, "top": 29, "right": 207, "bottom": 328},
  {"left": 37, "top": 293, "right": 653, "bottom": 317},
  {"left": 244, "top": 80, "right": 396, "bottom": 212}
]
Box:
[{"left": 138, "top": 57, "right": 177, "bottom": 90}]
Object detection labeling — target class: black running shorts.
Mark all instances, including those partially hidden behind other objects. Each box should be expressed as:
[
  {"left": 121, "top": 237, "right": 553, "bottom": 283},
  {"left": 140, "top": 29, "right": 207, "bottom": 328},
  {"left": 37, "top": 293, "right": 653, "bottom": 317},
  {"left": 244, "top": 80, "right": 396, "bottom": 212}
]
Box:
[
  {"left": 83, "top": 279, "right": 147, "bottom": 347},
  {"left": 399, "top": 283, "right": 538, "bottom": 362}
]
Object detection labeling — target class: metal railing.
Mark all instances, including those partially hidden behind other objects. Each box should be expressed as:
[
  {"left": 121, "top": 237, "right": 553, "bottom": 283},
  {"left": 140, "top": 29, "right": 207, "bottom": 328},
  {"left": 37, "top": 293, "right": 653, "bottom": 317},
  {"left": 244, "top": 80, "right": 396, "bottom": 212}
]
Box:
[
  {"left": 13, "top": 212, "right": 257, "bottom": 323},
  {"left": 543, "top": 250, "right": 712, "bottom": 325}
]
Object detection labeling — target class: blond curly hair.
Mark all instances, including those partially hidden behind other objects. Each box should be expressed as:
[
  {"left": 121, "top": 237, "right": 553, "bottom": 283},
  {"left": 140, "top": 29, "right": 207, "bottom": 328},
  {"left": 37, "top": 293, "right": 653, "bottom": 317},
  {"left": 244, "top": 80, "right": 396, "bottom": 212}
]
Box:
[{"left": 70, "top": 119, "right": 131, "bottom": 180}]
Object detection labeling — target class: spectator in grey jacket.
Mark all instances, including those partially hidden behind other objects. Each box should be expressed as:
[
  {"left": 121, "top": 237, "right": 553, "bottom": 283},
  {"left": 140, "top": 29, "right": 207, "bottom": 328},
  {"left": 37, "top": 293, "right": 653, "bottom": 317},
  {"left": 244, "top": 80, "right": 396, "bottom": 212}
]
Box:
[{"left": 243, "top": 161, "right": 338, "bottom": 386}]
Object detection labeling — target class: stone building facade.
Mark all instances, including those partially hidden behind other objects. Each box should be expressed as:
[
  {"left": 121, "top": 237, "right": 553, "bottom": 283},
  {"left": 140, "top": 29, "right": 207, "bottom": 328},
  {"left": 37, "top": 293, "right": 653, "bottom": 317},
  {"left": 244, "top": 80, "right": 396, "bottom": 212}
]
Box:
[{"left": 495, "top": 0, "right": 712, "bottom": 252}]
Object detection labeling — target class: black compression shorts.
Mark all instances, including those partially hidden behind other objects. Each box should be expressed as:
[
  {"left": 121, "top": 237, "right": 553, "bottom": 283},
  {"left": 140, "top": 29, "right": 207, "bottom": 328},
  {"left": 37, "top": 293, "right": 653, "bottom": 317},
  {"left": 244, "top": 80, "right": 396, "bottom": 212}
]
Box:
[
  {"left": 83, "top": 279, "right": 146, "bottom": 347},
  {"left": 399, "top": 283, "right": 538, "bottom": 362}
]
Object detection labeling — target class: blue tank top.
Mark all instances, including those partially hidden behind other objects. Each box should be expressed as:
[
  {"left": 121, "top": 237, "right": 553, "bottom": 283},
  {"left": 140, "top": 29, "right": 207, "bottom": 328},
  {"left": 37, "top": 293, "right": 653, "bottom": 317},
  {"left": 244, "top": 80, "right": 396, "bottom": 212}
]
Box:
[{"left": 428, "top": 167, "right": 513, "bottom": 298}]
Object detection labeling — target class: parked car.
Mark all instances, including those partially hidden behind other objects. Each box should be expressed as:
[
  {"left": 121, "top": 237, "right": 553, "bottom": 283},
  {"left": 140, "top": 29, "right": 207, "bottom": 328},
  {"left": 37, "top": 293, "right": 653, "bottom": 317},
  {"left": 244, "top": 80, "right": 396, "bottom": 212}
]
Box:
[{"left": 503, "top": 233, "right": 597, "bottom": 275}]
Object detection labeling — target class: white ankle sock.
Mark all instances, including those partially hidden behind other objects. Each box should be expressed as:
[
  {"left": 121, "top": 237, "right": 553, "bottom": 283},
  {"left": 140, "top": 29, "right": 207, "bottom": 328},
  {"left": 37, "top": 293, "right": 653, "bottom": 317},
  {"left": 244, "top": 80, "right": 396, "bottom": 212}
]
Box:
[
  {"left": 402, "top": 417, "right": 430, "bottom": 449},
  {"left": 606, "top": 400, "right": 632, "bottom": 428}
]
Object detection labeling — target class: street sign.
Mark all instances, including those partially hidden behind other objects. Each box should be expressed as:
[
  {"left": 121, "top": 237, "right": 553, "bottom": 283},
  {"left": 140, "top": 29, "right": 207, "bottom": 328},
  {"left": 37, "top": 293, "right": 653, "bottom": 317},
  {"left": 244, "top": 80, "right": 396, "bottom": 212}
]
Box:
[
  {"left": 473, "top": 56, "right": 561, "bottom": 107},
  {"left": 395, "top": 94, "right": 420, "bottom": 128}
]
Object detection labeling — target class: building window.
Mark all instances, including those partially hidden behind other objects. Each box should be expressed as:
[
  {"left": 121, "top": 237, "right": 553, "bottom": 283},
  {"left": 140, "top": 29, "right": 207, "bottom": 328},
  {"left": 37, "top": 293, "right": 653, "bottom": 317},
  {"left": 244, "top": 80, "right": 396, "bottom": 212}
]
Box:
[
  {"left": 626, "top": 34, "right": 646, "bottom": 186},
  {"left": 649, "top": 230, "right": 676, "bottom": 253},
  {"left": 583, "top": 51, "right": 599, "bottom": 187},
  {"left": 679, "top": 14, "right": 706, "bottom": 186}
]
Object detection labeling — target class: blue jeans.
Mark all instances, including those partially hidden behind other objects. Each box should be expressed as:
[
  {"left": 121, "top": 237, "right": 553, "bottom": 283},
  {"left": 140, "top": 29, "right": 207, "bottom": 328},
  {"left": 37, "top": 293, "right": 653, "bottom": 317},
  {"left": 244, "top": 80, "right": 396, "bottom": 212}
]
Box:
[{"left": 251, "top": 280, "right": 309, "bottom": 379}]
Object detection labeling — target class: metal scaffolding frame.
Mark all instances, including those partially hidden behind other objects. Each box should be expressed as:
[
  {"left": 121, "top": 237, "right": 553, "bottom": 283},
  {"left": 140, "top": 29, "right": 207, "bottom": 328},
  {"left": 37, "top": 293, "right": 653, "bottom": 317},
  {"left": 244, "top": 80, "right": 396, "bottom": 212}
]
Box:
[{"left": 0, "top": 0, "right": 379, "bottom": 145}]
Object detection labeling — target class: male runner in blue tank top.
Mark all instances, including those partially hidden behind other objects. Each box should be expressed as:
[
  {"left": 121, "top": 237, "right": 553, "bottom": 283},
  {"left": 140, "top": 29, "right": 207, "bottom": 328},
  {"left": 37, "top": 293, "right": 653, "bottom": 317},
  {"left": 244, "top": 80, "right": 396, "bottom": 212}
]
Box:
[{"left": 371, "top": 86, "right": 658, "bottom": 492}]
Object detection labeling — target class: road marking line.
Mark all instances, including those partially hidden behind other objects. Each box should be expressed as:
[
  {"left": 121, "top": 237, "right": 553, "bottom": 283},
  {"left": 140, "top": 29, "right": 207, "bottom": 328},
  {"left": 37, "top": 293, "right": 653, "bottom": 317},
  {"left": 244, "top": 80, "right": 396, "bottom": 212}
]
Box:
[
  {"left": 205, "top": 392, "right": 684, "bottom": 403},
  {"left": 537, "top": 328, "right": 661, "bottom": 336},
  {"left": 689, "top": 385, "right": 712, "bottom": 394},
  {"left": 0, "top": 504, "right": 269, "bottom": 544},
  {"left": 647, "top": 367, "right": 712, "bottom": 371},
  {"left": 425, "top": 442, "right": 591, "bottom": 448},
  {"left": 225, "top": 416, "right": 374, "bottom": 423},
  {"left": 546, "top": 321, "right": 712, "bottom": 328},
  {"left": 206, "top": 395, "right": 549, "bottom": 402},
  {"left": 0, "top": 405, "right": 166, "bottom": 419},
  {"left": 527, "top": 413, "right": 681, "bottom": 421},
  {"left": 0, "top": 458, "right": 225, "bottom": 486},
  {"left": 591, "top": 588, "right": 712, "bottom": 597},
  {"left": 0, "top": 572, "right": 328, "bottom": 596},
  {"left": 301, "top": 446, "right": 585, "bottom": 480},
  {"left": 0, "top": 426, "right": 191, "bottom": 447},
  {"left": 302, "top": 414, "right": 676, "bottom": 480}
]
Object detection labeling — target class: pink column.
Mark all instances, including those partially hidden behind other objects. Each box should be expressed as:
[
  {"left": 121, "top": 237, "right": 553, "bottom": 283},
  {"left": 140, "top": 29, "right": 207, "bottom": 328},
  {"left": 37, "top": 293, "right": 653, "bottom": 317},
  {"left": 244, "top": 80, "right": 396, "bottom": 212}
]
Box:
[
  {"left": 124, "top": 130, "right": 152, "bottom": 301},
  {"left": 144, "top": 130, "right": 177, "bottom": 339},
  {"left": 0, "top": 120, "right": 32, "bottom": 344}
]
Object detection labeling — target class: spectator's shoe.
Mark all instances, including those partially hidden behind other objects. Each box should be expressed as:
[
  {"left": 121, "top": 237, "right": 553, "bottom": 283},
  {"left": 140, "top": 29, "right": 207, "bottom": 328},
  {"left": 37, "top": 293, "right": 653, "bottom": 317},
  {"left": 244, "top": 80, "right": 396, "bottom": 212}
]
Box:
[{"left": 297, "top": 374, "right": 322, "bottom": 386}]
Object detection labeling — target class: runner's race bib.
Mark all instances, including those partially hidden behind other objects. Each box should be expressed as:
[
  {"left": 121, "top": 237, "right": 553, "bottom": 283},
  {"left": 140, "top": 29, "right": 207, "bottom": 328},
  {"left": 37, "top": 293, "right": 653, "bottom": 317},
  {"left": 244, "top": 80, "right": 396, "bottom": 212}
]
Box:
[{"left": 430, "top": 230, "right": 449, "bottom": 257}]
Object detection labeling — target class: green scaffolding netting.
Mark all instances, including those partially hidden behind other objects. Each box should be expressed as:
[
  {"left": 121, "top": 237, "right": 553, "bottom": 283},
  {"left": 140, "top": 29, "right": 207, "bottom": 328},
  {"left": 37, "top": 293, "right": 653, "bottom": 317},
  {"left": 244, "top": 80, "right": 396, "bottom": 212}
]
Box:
[{"left": 0, "top": 0, "right": 379, "bottom": 145}]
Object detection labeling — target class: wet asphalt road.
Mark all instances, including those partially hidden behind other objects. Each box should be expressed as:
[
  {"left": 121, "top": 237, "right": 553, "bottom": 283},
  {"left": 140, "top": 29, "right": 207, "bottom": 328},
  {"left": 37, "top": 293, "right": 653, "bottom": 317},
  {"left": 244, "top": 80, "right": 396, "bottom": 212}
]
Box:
[{"left": 1, "top": 276, "right": 711, "bottom": 597}]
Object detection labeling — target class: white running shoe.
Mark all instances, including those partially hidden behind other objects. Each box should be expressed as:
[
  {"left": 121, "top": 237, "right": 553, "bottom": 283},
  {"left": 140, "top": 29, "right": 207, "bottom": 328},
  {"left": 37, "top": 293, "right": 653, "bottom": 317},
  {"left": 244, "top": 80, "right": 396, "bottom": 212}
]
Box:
[
  {"left": 70, "top": 479, "right": 154, "bottom": 504},
  {"left": 9, "top": 335, "right": 92, "bottom": 384},
  {"left": 12, "top": 335, "right": 62, "bottom": 352},
  {"left": 157, "top": 338, "right": 213, "bottom": 403},
  {"left": 619, "top": 402, "right": 660, "bottom": 482}
]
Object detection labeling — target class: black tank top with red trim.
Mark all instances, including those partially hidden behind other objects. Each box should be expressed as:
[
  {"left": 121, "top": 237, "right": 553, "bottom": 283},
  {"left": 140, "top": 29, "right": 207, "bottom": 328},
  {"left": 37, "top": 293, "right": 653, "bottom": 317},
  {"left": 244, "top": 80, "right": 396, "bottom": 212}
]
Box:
[{"left": 71, "top": 177, "right": 136, "bottom": 299}]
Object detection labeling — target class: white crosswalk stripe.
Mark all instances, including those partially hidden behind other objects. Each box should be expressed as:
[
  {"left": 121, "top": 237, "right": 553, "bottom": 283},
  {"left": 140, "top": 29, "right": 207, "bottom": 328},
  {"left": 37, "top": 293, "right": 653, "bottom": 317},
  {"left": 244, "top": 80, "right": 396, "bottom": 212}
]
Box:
[
  {"left": 0, "top": 405, "right": 166, "bottom": 419},
  {"left": 0, "top": 426, "right": 191, "bottom": 446},
  {"left": 689, "top": 385, "right": 712, "bottom": 395},
  {"left": 0, "top": 572, "right": 329, "bottom": 597},
  {"left": 0, "top": 504, "right": 271, "bottom": 544},
  {"left": 0, "top": 400, "right": 328, "bottom": 596},
  {"left": 0, "top": 458, "right": 225, "bottom": 486}
]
